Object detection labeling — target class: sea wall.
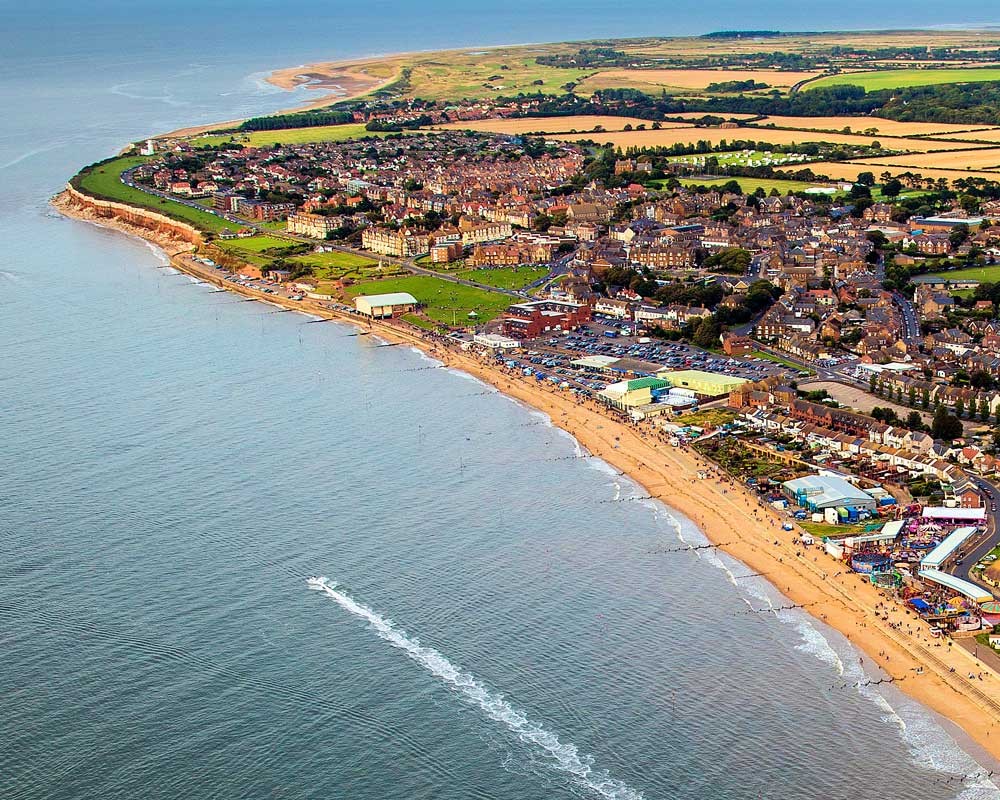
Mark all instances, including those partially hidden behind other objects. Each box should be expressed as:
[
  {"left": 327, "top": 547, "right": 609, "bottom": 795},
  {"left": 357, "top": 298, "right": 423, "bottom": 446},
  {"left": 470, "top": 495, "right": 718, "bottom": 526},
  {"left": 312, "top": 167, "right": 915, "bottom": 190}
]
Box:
[{"left": 61, "top": 184, "right": 204, "bottom": 247}]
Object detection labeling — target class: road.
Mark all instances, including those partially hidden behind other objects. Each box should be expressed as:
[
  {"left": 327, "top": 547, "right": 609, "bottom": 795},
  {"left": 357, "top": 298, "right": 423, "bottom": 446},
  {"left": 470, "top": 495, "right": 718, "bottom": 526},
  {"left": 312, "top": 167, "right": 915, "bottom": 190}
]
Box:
[
  {"left": 947, "top": 475, "right": 1000, "bottom": 594},
  {"left": 892, "top": 291, "right": 921, "bottom": 344}
]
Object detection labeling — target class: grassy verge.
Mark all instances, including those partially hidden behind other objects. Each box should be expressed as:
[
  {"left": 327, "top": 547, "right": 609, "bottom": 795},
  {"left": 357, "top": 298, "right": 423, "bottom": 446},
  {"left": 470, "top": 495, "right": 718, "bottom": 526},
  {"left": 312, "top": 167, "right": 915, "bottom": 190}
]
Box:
[
  {"left": 751, "top": 350, "right": 812, "bottom": 373},
  {"left": 73, "top": 156, "right": 233, "bottom": 234}
]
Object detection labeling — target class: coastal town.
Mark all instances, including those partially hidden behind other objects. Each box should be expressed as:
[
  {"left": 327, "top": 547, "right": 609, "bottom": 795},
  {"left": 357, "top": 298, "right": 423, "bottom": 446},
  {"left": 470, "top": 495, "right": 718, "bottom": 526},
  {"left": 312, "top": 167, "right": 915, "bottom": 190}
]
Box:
[
  {"left": 56, "top": 29, "right": 1000, "bottom": 768},
  {"left": 105, "top": 122, "right": 1000, "bottom": 646}
]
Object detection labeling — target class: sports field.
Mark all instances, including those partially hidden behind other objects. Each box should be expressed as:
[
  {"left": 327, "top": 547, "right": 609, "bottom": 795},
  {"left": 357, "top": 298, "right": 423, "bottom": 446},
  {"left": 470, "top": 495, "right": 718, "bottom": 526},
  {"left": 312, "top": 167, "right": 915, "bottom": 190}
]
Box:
[
  {"left": 927, "top": 265, "right": 1000, "bottom": 283},
  {"left": 676, "top": 177, "right": 827, "bottom": 194},
  {"left": 806, "top": 67, "right": 1000, "bottom": 92},
  {"left": 345, "top": 276, "right": 512, "bottom": 324}
]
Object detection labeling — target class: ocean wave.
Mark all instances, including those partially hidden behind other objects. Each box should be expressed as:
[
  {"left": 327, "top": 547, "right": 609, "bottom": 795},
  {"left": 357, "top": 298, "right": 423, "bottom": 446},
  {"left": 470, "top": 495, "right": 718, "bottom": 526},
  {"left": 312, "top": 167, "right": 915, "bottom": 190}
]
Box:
[{"left": 307, "top": 577, "right": 645, "bottom": 800}]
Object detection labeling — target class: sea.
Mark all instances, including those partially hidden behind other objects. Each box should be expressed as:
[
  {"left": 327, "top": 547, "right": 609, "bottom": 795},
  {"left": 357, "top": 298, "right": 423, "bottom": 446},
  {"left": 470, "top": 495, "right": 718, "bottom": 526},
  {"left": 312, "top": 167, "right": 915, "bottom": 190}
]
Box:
[{"left": 3, "top": 3, "right": 1000, "bottom": 799}]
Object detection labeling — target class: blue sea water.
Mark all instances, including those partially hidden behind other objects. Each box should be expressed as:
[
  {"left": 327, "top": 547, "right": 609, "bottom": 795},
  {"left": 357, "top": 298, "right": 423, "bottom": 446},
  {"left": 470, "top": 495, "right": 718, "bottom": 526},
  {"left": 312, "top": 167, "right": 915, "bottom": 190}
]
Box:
[{"left": 3, "top": 3, "right": 1000, "bottom": 799}]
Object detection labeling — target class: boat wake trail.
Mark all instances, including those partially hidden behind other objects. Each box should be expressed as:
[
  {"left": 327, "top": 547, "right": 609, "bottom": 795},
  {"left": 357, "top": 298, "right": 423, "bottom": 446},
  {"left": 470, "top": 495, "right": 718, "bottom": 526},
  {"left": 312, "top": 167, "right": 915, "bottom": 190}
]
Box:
[{"left": 307, "top": 577, "right": 644, "bottom": 800}]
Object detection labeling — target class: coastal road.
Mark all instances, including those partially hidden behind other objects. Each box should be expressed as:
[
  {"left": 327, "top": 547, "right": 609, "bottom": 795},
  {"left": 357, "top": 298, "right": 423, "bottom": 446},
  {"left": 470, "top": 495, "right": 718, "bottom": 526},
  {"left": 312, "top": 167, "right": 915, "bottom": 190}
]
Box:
[{"left": 120, "top": 167, "right": 532, "bottom": 299}]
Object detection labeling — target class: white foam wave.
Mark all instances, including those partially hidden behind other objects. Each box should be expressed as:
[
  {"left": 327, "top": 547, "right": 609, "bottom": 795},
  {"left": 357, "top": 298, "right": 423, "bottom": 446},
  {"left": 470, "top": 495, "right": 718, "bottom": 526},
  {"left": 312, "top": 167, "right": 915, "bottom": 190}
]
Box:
[
  {"left": 307, "top": 577, "right": 644, "bottom": 800},
  {"left": 158, "top": 266, "right": 180, "bottom": 275},
  {"left": 409, "top": 346, "right": 442, "bottom": 366},
  {"left": 185, "top": 275, "right": 203, "bottom": 284},
  {"left": 866, "top": 684, "right": 1000, "bottom": 799},
  {"left": 0, "top": 142, "right": 64, "bottom": 171}
]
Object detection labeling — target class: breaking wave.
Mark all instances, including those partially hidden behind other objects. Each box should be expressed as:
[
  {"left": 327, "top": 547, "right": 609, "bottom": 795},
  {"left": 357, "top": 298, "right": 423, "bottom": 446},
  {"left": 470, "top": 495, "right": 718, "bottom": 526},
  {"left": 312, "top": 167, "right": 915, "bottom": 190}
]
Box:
[{"left": 307, "top": 577, "right": 644, "bottom": 800}]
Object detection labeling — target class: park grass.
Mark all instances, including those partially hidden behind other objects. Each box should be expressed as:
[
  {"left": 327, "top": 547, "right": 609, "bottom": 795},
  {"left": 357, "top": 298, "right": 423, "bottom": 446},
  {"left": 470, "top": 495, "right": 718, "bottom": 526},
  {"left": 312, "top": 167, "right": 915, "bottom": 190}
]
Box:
[
  {"left": 926, "top": 264, "right": 1000, "bottom": 284},
  {"left": 807, "top": 67, "right": 1000, "bottom": 92},
  {"left": 73, "top": 156, "right": 233, "bottom": 234},
  {"left": 456, "top": 266, "right": 548, "bottom": 290},
  {"left": 345, "top": 275, "right": 512, "bottom": 325}
]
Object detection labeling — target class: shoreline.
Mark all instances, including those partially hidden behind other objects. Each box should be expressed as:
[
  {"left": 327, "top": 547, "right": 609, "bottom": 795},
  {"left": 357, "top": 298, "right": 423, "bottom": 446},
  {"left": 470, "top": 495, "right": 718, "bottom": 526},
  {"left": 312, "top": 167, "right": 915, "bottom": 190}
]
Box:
[{"left": 52, "top": 186, "right": 1000, "bottom": 770}]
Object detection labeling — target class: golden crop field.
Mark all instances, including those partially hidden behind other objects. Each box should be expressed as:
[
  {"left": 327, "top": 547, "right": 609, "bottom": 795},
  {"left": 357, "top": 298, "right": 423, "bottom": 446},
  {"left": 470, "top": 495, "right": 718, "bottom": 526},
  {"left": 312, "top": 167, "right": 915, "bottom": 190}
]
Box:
[
  {"left": 929, "top": 128, "right": 1000, "bottom": 143},
  {"left": 575, "top": 68, "right": 819, "bottom": 95},
  {"left": 666, "top": 111, "right": 758, "bottom": 120},
  {"left": 432, "top": 115, "right": 687, "bottom": 134},
  {"left": 804, "top": 161, "right": 1000, "bottom": 182},
  {"left": 749, "top": 116, "right": 996, "bottom": 137},
  {"left": 848, "top": 149, "right": 1000, "bottom": 171},
  {"left": 546, "top": 127, "right": 962, "bottom": 153}
]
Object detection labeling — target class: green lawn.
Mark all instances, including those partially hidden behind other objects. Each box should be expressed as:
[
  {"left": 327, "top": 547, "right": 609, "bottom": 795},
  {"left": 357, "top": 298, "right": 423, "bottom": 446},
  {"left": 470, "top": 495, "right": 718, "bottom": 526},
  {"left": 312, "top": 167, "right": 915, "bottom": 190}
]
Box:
[
  {"left": 807, "top": 67, "right": 1000, "bottom": 92},
  {"left": 286, "top": 249, "right": 403, "bottom": 281},
  {"left": 192, "top": 124, "right": 402, "bottom": 148},
  {"left": 215, "top": 234, "right": 298, "bottom": 253},
  {"left": 927, "top": 264, "right": 1000, "bottom": 283},
  {"left": 74, "top": 156, "right": 233, "bottom": 233},
  {"left": 456, "top": 266, "right": 548, "bottom": 290},
  {"left": 346, "top": 275, "right": 512, "bottom": 325},
  {"left": 675, "top": 177, "right": 827, "bottom": 194}
]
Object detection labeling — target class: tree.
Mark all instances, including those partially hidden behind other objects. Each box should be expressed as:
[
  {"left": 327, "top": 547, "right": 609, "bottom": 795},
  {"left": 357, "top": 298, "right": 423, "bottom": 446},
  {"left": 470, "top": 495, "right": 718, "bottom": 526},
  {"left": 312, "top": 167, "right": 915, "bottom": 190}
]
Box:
[
  {"left": 869, "top": 374, "right": 878, "bottom": 394},
  {"left": 956, "top": 398, "right": 965, "bottom": 418},
  {"left": 921, "top": 387, "right": 930, "bottom": 409},
  {"left": 856, "top": 171, "right": 876, "bottom": 187},
  {"left": 692, "top": 316, "right": 722, "bottom": 349},
  {"left": 932, "top": 406, "right": 963, "bottom": 441},
  {"left": 980, "top": 397, "right": 990, "bottom": 420},
  {"left": 883, "top": 178, "right": 903, "bottom": 198},
  {"left": 908, "top": 386, "right": 916, "bottom": 407},
  {"left": 906, "top": 411, "right": 925, "bottom": 431},
  {"left": 949, "top": 223, "right": 970, "bottom": 250}
]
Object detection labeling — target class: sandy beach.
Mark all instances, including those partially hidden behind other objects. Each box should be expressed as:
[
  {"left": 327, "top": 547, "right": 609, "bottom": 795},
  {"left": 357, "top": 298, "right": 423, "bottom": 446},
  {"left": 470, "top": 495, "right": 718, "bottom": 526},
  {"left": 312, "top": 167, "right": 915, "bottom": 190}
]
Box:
[{"left": 53, "top": 177, "right": 1000, "bottom": 766}]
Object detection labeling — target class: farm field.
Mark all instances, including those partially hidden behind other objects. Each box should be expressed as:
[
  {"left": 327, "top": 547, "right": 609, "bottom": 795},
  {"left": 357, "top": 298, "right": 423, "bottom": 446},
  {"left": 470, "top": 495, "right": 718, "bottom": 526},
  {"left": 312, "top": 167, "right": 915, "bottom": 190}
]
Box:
[
  {"left": 806, "top": 67, "right": 1000, "bottom": 92},
  {"left": 803, "top": 160, "right": 1000, "bottom": 182},
  {"left": 74, "top": 156, "right": 233, "bottom": 234},
  {"left": 345, "top": 275, "right": 512, "bottom": 324},
  {"left": 194, "top": 123, "right": 395, "bottom": 147},
  {"left": 546, "top": 126, "right": 945, "bottom": 153},
  {"left": 575, "top": 68, "right": 819, "bottom": 94},
  {"left": 456, "top": 266, "right": 548, "bottom": 290},
  {"left": 848, "top": 149, "right": 1000, "bottom": 171},
  {"left": 665, "top": 111, "right": 758, "bottom": 120},
  {"left": 748, "top": 116, "right": 995, "bottom": 137},
  {"left": 930, "top": 128, "right": 1000, "bottom": 143},
  {"left": 433, "top": 115, "right": 685, "bottom": 134}
]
